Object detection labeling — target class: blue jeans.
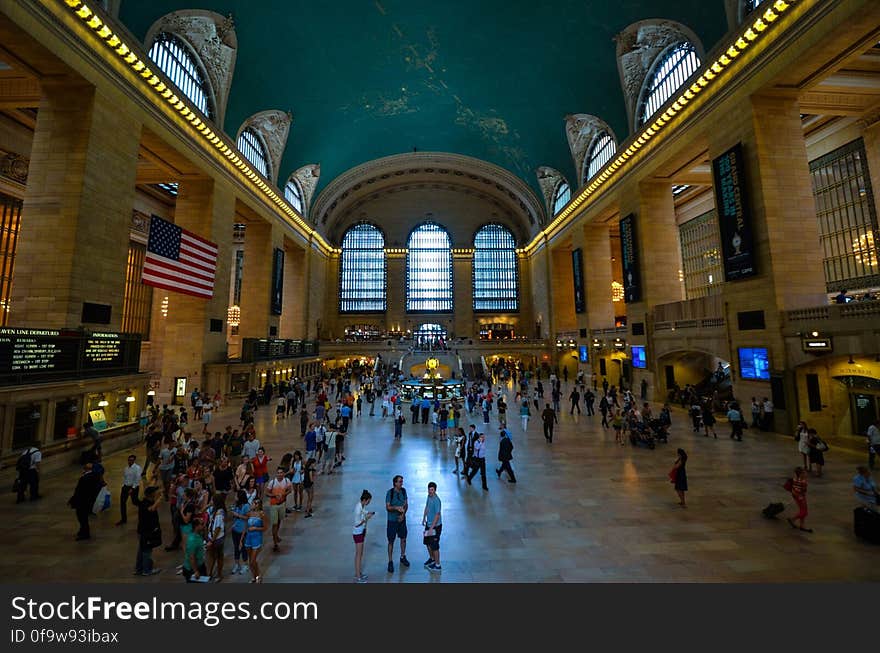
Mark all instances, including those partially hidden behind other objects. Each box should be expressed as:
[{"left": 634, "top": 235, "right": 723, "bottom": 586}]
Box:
[{"left": 232, "top": 529, "right": 245, "bottom": 562}]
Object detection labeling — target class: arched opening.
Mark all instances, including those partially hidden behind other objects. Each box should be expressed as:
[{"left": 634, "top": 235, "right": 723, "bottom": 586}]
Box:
[
  {"left": 339, "top": 223, "right": 386, "bottom": 313},
  {"left": 406, "top": 222, "right": 452, "bottom": 312},
  {"left": 637, "top": 42, "right": 701, "bottom": 128},
  {"left": 473, "top": 223, "right": 518, "bottom": 312},
  {"left": 147, "top": 32, "right": 215, "bottom": 120}
]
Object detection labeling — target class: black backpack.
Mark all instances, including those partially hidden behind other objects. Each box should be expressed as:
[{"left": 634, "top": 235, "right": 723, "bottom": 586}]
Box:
[{"left": 16, "top": 448, "right": 34, "bottom": 474}]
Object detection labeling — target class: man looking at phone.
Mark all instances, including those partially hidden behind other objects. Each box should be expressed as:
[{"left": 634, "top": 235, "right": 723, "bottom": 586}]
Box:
[
  {"left": 385, "top": 475, "right": 411, "bottom": 572},
  {"left": 422, "top": 482, "right": 442, "bottom": 572}
]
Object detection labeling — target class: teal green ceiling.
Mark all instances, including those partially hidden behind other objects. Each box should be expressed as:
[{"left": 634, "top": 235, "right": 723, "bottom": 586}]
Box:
[{"left": 119, "top": 1, "right": 727, "bottom": 203}]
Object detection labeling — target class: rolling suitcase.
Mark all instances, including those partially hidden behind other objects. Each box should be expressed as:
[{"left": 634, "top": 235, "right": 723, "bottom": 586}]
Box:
[{"left": 854, "top": 506, "right": 880, "bottom": 543}]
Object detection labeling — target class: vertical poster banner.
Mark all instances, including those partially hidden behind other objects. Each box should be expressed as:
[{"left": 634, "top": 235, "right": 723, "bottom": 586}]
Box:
[
  {"left": 713, "top": 142, "right": 757, "bottom": 281},
  {"left": 572, "top": 248, "right": 585, "bottom": 314},
  {"left": 271, "top": 247, "right": 284, "bottom": 316},
  {"left": 619, "top": 214, "right": 641, "bottom": 303}
]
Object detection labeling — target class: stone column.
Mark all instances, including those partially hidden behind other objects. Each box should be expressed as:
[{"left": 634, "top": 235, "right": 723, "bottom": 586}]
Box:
[
  {"left": 279, "top": 240, "right": 307, "bottom": 340},
  {"left": 13, "top": 83, "right": 140, "bottom": 329},
  {"left": 239, "top": 220, "right": 282, "bottom": 338},
  {"left": 386, "top": 253, "right": 406, "bottom": 334},
  {"left": 305, "top": 244, "right": 326, "bottom": 340},
  {"left": 453, "top": 253, "right": 473, "bottom": 338},
  {"left": 149, "top": 178, "right": 234, "bottom": 402}
]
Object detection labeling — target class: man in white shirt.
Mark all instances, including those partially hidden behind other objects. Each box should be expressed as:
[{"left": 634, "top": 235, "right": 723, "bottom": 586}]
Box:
[
  {"left": 116, "top": 455, "right": 142, "bottom": 525},
  {"left": 762, "top": 398, "right": 774, "bottom": 432},
  {"left": 867, "top": 419, "right": 880, "bottom": 470},
  {"left": 15, "top": 445, "right": 42, "bottom": 503},
  {"left": 265, "top": 467, "right": 292, "bottom": 552}
]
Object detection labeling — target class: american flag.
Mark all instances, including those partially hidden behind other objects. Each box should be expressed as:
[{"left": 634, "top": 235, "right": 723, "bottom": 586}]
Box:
[{"left": 142, "top": 215, "right": 218, "bottom": 299}]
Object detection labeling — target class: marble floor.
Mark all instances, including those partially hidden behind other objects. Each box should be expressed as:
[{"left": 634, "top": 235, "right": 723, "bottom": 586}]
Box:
[{"left": 1, "top": 389, "right": 875, "bottom": 583}]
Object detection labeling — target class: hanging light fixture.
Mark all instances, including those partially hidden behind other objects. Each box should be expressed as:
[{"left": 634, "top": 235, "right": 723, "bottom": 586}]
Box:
[
  {"left": 227, "top": 305, "right": 241, "bottom": 328},
  {"left": 125, "top": 390, "right": 136, "bottom": 403},
  {"left": 97, "top": 394, "right": 109, "bottom": 407}
]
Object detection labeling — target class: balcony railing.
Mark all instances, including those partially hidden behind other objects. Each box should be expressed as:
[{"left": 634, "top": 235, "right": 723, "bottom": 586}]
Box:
[
  {"left": 785, "top": 301, "right": 880, "bottom": 323},
  {"left": 654, "top": 317, "right": 725, "bottom": 332}
]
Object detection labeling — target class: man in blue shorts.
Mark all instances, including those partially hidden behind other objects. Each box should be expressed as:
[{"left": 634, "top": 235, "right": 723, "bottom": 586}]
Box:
[{"left": 385, "top": 475, "right": 411, "bottom": 573}]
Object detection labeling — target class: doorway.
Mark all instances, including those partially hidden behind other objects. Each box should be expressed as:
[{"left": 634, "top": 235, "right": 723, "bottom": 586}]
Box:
[{"left": 852, "top": 393, "right": 879, "bottom": 435}]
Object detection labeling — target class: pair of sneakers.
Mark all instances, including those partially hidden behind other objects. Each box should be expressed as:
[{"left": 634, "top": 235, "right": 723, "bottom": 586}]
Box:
[
  {"left": 388, "top": 556, "right": 411, "bottom": 572},
  {"left": 423, "top": 558, "right": 442, "bottom": 572},
  {"left": 355, "top": 573, "right": 368, "bottom": 583}
]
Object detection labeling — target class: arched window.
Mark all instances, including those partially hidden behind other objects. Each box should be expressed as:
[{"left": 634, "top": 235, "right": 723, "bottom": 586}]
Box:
[
  {"left": 552, "top": 181, "right": 571, "bottom": 216},
  {"left": 237, "top": 127, "right": 269, "bottom": 178},
  {"left": 339, "top": 223, "right": 386, "bottom": 313},
  {"left": 741, "top": 0, "right": 764, "bottom": 19},
  {"left": 638, "top": 42, "right": 701, "bottom": 128},
  {"left": 148, "top": 33, "right": 214, "bottom": 120},
  {"left": 585, "top": 133, "right": 617, "bottom": 183},
  {"left": 284, "top": 179, "right": 304, "bottom": 214},
  {"left": 406, "top": 222, "right": 452, "bottom": 312},
  {"left": 473, "top": 224, "right": 518, "bottom": 312}
]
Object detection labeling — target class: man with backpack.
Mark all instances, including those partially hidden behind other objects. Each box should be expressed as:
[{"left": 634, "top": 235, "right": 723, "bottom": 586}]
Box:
[
  {"left": 15, "top": 444, "right": 41, "bottom": 503},
  {"left": 385, "top": 475, "right": 410, "bottom": 572}
]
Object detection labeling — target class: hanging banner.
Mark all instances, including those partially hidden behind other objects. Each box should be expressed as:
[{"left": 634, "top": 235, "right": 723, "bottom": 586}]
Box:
[
  {"left": 713, "top": 143, "right": 757, "bottom": 281},
  {"left": 572, "top": 248, "right": 585, "bottom": 314},
  {"left": 619, "top": 214, "right": 641, "bottom": 303},
  {"left": 271, "top": 247, "right": 284, "bottom": 316}
]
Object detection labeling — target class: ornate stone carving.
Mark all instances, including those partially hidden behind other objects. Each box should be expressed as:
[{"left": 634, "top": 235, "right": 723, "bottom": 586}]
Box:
[
  {"left": 615, "top": 20, "right": 704, "bottom": 134},
  {"left": 239, "top": 110, "right": 292, "bottom": 184},
  {"left": 146, "top": 11, "right": 238, "bottom": 126},
  {"left": 0, "top": 149, "right": 28, "bottom": 185},
  {"left": 564, "top": 114, "right": 617, "bottom": 185},
  {"left": 312, "top": 152, "right": 545, "bottom": 234},
  {"left": 535, "top": 166, "right": 566, "bottom": 218},
  {"left": 290, "top": 164, "right": 321, "bottom": 219}
]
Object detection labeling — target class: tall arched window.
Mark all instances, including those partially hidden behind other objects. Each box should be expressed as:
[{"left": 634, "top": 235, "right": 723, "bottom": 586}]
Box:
[
  {"left": 638, "top": 42, "right": 701, "bottom": 128},
  {"left": 585, "top": 133, "right": 617, "bottom": 183},
  {"left": 148, "top": 33, "right": 214, "bottom": 120},
  {"left": 284, "top": 179, "right": 304, "bottom": 214},
  {"left": 339, "top": 223, "right": 386, "bottom": 313},
  {"left": 473, "top": 224, "right": 518, "bottom": 312},
  {"left": 237, "top": 128, "right": 269, "bottom": 178},
  {"left": 552, "top": 181, "right": 571, "bottom": 216},
  {"left": 406, "top": 222, "right": 452, "bottom": 312}
]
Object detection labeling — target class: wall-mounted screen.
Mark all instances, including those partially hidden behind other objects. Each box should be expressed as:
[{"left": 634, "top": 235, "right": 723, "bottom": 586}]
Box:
[
  {"left": 578, "top": 345, "right": 588, "bottom": 363},
  {"left": 739, "top": 347, "right": 770, "bottom": 380},
  {"left": 632, "top": 345, "right": 646, "bottom": 369}
]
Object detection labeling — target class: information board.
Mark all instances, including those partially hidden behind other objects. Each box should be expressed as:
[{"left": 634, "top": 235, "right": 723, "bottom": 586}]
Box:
[{"left": 0, "top": 327, "right": 140, "bottom": 385}]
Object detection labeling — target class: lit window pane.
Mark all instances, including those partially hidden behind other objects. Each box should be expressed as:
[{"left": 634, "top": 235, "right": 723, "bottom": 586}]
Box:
[
  {"left": 284, "top": 180, "right": 303, "bottom": 213},
  {"left": 809, "top": 138, "right": 879, "bottom": 291},
  {"left": 679, "top": 209, "right": 724, "bottom": 299},
  {"left": 473, "top": 224, "right": 518, "bottom": 312},
  {"left": 638, "top": 42, "right": 701, "bottom": 128},
  {"left": 148, "top": 33, "right": 214, "bottom": 120},
  {"left": 339, "top": 223, "right": 386, "bottom": 313},
  {"left": 585, "top": 133, "right": 616, "bottom": 183},
  {"left": 406, "top": 223, "right": 452, "bottom": 312},
  {"left": 553, "top": 182, "right": 571, "bottom": 216},
  {"left": 237, "top": 128, "right": 269, "bottom": 178}
]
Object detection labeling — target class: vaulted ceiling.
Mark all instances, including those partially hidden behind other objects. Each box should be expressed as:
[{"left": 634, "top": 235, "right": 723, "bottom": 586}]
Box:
[{"left": 119, "top": 1, "right": 727, "bottom": 202}]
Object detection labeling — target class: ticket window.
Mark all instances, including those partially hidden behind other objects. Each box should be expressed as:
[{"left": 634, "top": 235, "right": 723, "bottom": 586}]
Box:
[
  {"left": 53, "top": 399, "right": 79, "bottom": 441},
  {"left": 13, "top": 405, "right": 41, "bottom": 449}
]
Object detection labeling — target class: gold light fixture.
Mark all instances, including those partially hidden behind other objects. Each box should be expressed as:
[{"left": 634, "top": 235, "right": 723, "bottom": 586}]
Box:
[
  {"left": 611, "top": 281, "right": 624, "bottom": 302},
  {"left": 227, "top": 305, "right": 241, "bottom": 328},
  {"left": 97, "top": 395, "right": 109, "bottom": 407},
  {"left": 160, "top": 296, "right": 169, "bottom": 318}
]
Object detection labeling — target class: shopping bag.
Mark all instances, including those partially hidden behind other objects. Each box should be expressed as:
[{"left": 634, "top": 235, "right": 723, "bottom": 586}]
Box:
[{"left": 92, "top": 486, "right": 111, "bottom": 514}]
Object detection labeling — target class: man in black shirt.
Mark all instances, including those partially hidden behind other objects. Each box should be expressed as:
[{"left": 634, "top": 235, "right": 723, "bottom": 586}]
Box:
[
  {"left": 569, "top": 388, "right": 581, "bottom": 415},
  {"left": 541, "top": 404, "right": 558, "bottom": 443},
  {"left": 69, "top": 463, "right": 102, "bottom": 541},
  {"left": 585, "top": 389, "right": 595, "bottom": 416}
]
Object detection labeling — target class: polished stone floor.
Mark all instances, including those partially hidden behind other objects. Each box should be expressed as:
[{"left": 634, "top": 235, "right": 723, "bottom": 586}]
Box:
[{"left": 1, "top": 386, "right": 875, "bottom": 583}]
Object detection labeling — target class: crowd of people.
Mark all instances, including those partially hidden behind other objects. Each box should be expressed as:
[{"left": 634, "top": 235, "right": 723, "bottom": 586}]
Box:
[{"left": 11, "top": 360, "right": 880, "bottom": 581}]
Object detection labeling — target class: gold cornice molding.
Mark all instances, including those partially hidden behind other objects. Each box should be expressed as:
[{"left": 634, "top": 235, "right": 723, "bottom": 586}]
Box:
[
  {"left": 26, "top": 0, "right": 333, "bottom": 257},
  {"left": 524, "top": 0, "right": 806, "bottom": 256}
]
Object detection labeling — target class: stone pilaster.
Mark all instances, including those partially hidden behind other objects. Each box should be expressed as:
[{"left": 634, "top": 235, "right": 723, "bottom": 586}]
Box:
[{"left": 13, "top": 83, "right": 140, "bottom": 329}]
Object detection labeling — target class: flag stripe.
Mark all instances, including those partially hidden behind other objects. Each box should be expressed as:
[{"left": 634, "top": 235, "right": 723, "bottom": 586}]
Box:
[
  {"left": 143, "top": 215, "right": 218, "bottom": 299},
  {"left": 142, "top": 266, "right": 214, "bottom": 290},
  {"left": 181, "top": 229, "right": 218, "bottom": 253},
  {"left": 144, "top": 256, "right": 215, "bottom": 282},
  {"left": 142, "top": 275, "right": 213, "bottom": 298}
]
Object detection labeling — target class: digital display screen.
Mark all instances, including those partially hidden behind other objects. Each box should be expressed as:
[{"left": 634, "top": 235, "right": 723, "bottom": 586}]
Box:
[
  {"left": 739, "top": 347, "right": 770, "bottom": 380},
  {"left": 632, "top": 345, "right": 646, "bottom": 369},
  {"left": 578, "top": 346, "right": 588, "bottom": 363}
]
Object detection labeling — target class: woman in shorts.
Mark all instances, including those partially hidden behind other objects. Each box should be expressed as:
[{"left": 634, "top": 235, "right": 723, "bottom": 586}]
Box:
[
  {"left": 206, "top": 493, "right": 226, "bottom": 581},
  {"left": 612, "top": 409, "right": 623, "bottom": 445},
  {"left": 243, "top": 498, "right": 267, "bottom": 583},
  {"left": 352, "top": 490, "right": 375, "bottom": 583},
  {"left": 288, "top": 451, "right": 304, "bottom": 512}
]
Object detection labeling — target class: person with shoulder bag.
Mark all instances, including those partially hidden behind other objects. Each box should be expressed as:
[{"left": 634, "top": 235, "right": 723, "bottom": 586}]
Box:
[{"left": 14, "top": 444, "right": 41, "bottom": 503}]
